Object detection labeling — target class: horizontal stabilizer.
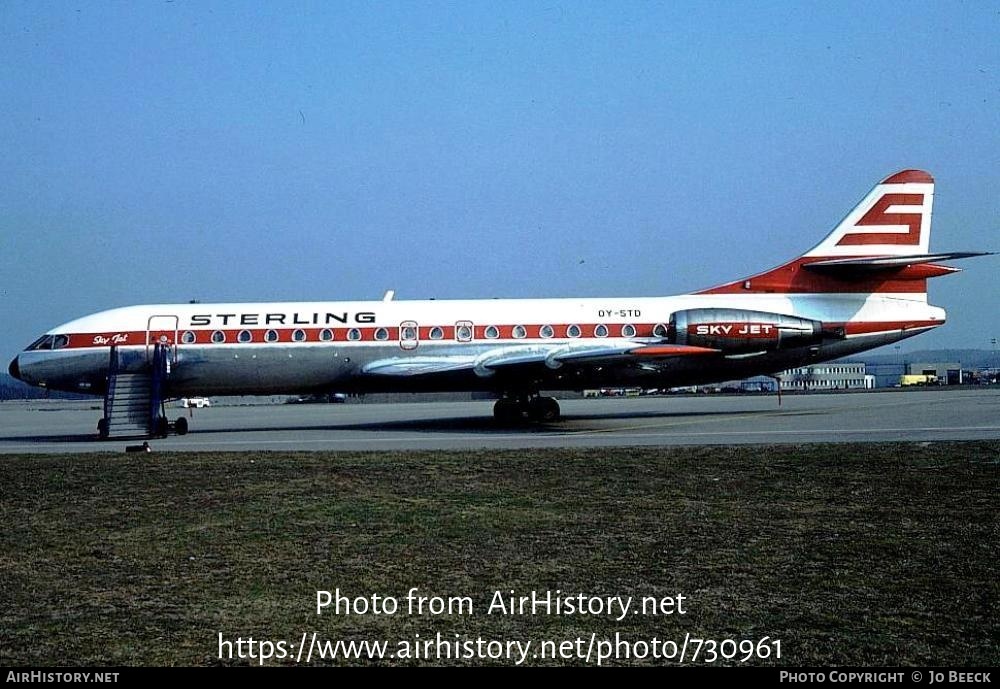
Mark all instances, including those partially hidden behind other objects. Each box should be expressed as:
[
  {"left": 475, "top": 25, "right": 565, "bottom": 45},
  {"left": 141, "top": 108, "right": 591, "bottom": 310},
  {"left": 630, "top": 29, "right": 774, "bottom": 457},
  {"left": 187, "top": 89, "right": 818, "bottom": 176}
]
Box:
[{"left": 803, "top": 252, "right": 993, "bottom": 272}]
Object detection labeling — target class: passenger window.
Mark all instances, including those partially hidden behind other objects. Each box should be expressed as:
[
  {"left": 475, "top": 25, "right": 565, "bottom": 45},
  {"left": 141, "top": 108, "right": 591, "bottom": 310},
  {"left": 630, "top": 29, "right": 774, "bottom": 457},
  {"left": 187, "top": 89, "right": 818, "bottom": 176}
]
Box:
[
  {"left": 181, "top": 331, "right": 197, "bottom": 344},
  {"left": 320, "top": 329, "right": 334, "bottom": 341},
  {"left": 455, "top": 322, "right": 473, "bottom": 342},
  {"left": 265, "top": 330, "right": 279, "bottom": 342},
  {"left": 594, "top": 324, "right": 608, "bottom": 338},
  {"left": 621, "top": 324, "right": 636, "bottom": 338},
  {"left": 211, "top": 331, "right": 226, "bottom": 343},
  {"left": 429, "top": 327, "right": 444, "bottom": 340},
  {"left": 238, "top": 330, "right": 252, "bottom": 343},
  {"left": 348, "top": 328, "right": 362, "bottom": 341},
  {"left": 540, "top": 325, "right": 554, "bottom": 338},
  {"left": 512, "top": 325, "right": 527, "bottom": 339},
  {"left": 567, "top": 324, "right": 581, "bottom": 338},
  {"left": 653, "top": 323, "right": 669, "bottom": 338},
  {"left": 293, "top": 329, "right": 307, "bottom": 342},
  {"left": 485, "top": 326, "right": 500, "bottom": 339},
  {"left": 374, "top": 327, "right": 389, "bottom": 341}
]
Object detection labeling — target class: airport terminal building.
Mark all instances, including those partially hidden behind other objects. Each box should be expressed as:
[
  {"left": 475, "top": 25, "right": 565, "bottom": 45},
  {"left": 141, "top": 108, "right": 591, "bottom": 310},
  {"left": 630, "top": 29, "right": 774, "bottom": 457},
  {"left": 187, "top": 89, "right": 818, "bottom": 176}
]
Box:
[
  {"left": 780, "top": 363, "right": 875, "bottom": 391},
  {"left": 699, "top": 362, "right": 874, "bottom": 393}
]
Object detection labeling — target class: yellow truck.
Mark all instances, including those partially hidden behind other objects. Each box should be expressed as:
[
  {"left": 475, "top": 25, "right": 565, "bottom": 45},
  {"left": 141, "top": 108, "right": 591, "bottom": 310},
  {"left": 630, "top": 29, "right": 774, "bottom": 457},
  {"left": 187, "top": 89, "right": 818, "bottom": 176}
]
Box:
[{"left": 901, "top": 374, "right": 938, "bottom": 386}]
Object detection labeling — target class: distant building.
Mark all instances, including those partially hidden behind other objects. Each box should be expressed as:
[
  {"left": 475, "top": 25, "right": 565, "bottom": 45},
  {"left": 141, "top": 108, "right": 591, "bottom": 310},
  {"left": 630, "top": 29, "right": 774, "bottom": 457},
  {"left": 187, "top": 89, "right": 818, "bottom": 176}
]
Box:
[
  {"left": 780, "top": 362, "right": 874, "bottom": 391},
  {"left": 906, "top": 362, "right": 962, "bottom": 385},
  {"left": 740, "top": 375, "right": 777, "bottom": 392},
  {"left": 867, "top": 363, "right": 906, "bottom": 388}
]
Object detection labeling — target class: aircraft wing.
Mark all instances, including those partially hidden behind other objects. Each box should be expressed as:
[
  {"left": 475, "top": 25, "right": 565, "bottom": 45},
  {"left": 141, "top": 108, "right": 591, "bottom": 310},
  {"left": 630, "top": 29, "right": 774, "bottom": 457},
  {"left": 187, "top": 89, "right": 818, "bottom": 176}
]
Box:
[
  {"left": 361, "top": 343, "right": 720, "bottom": 379},
  {"left": 359, "top": 356, "right": 480, "bottom": 377}
]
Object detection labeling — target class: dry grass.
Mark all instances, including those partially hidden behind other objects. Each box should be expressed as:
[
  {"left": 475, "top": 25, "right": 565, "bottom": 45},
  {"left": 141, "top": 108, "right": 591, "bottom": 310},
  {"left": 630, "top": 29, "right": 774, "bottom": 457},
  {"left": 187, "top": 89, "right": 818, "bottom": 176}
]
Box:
[{"left": 1, "top": 442, "right": 997, "bottom": 666}]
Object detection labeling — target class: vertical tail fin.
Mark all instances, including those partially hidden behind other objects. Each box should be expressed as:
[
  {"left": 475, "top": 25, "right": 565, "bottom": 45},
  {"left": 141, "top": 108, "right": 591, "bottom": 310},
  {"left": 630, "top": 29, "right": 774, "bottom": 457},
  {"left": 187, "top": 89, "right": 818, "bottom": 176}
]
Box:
[
  {"left": 698, "top": 170, "right": 948, "bottom": 295},
  {"left": 804, "top": 169, "right": 934, "bottom": 257}
]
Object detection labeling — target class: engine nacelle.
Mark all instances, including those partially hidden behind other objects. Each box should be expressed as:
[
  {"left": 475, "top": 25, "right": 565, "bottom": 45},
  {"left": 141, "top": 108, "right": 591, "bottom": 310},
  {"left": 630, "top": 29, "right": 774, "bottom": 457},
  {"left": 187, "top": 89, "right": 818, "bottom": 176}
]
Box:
[{"left": 670, "top": 308, "right": 825, "bottom": 353}]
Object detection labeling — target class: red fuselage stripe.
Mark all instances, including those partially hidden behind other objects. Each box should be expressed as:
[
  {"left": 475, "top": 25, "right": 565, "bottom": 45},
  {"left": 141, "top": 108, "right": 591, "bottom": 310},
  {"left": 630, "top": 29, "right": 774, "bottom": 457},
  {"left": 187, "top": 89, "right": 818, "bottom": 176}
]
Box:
[{"left": 42, "top": 319, "right": 943, "bottom": 351}]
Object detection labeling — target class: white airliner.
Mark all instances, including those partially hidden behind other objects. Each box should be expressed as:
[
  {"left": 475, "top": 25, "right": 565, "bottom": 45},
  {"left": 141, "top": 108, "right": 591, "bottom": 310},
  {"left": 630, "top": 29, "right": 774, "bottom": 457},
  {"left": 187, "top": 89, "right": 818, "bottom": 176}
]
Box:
[{"left": 8, "top": 169, "right": 990, "bottom": 431}]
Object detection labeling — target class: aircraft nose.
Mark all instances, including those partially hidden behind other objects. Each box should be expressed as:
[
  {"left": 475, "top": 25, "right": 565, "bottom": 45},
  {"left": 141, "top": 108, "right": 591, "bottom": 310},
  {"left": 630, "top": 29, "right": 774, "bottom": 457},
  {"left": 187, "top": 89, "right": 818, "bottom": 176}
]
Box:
[{"left": 8, "top": 356, "right": 20, "bottom": 381}]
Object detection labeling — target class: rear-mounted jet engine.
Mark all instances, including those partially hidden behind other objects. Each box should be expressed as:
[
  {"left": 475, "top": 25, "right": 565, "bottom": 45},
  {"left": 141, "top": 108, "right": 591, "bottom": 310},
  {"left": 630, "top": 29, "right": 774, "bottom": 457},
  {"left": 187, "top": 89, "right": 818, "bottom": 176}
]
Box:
[{"left": 669, "top": 308, "right": 836, "bottom": 354}]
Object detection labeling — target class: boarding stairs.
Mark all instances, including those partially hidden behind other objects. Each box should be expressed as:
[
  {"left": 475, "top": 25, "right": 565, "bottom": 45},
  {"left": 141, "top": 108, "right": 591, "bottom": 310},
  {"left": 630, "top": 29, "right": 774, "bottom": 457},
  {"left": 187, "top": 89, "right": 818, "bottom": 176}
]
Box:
[{"left": 99, "top": 344, "right": 171, "bottom": 439}]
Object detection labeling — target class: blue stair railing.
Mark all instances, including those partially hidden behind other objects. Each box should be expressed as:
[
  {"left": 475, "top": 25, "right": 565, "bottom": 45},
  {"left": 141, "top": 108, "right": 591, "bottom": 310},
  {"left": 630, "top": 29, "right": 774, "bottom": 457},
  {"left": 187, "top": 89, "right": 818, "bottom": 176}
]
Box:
[{"left": 149, "top": 343, "right": 168, "bottom": 436}]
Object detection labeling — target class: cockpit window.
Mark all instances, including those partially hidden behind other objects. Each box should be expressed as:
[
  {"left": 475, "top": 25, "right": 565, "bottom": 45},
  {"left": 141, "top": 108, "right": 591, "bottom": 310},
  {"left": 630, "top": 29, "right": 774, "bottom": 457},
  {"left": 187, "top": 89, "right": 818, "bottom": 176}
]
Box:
[
  {"left": 52, "top": 335, "right": 70, "bottom": 349},
  {"left": 27, "top": 335, "right": 54, "bottom": 351}
]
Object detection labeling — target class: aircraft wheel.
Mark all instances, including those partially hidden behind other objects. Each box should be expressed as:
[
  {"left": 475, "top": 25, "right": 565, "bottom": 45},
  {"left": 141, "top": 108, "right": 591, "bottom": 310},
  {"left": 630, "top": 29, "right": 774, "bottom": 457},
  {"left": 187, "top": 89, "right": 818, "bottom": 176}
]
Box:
[
  {"left": 527, "top": 396, "right": 560, "bottom": 423},
  {"left": 493, "top": 398, "right": 523, "bottom": 424},
  {"left": 97, "top": 418, "right": 109, "bottom": 440},
  {"left": 175, "top": 417, "right": 189, "bottom": 436}
]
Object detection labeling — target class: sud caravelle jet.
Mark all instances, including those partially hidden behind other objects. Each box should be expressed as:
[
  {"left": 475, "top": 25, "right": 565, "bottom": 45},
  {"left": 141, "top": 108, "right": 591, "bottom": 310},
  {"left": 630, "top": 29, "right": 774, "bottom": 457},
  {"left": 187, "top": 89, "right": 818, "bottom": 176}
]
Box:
[{"left": 8, "top": 170, "right": 990, "bottom": 432}]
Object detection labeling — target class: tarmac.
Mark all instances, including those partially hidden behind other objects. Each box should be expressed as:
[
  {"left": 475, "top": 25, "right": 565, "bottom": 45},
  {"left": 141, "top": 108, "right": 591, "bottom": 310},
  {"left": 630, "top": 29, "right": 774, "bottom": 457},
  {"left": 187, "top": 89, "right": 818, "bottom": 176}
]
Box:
[{"left": 1, "top": 387, "right": 999, "bottom": 453}]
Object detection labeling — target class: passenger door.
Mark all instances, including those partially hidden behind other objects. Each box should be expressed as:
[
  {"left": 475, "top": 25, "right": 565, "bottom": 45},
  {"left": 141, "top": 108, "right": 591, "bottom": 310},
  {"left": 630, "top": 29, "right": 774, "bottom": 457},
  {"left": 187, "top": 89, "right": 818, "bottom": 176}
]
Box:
[{"left": 146, "top": 315, "right": 179, "bottom": 363}]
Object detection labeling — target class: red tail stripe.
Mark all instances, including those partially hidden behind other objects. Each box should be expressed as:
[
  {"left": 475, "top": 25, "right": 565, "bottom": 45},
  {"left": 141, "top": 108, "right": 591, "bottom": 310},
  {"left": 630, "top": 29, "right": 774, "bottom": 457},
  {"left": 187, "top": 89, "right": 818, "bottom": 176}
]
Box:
[
  {"left": 881, "top": 169, "right": 934, "bottom": 184},
  {"left": 837, "top": 193, "right": 924, "bottom": 246},
  {"left": 840, "top": 320, "right": 941, "bottom": 336}
]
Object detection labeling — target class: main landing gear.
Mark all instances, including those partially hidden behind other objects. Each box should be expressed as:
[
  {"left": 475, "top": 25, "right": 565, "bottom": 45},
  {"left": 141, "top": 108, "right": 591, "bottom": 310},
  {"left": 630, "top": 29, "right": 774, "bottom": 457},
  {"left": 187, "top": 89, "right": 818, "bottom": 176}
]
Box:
[
  {"left": 493, "top": 395, "right": 561, "bottom": 424},
  {"left": 152, "top": 415, "right": 190, "bottom": 438}
]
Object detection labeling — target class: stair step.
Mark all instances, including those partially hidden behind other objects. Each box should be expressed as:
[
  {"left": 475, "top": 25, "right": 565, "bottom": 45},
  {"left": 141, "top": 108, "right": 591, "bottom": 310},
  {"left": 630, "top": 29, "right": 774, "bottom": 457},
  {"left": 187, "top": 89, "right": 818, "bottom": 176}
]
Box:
[
  {"left": 103, "top": 345, "right": 169, "bottom": 439},
  {"left": 109, "top": 407, "right": 148, "bottom": 416},
  {"left": 109, "top": 415, "right": 148, "bottom": 422}
]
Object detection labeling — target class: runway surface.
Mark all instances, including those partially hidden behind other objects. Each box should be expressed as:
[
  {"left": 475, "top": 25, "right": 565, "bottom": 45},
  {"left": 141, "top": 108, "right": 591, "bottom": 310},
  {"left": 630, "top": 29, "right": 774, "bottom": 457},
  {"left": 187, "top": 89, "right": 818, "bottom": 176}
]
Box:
[{"left": 2, "top": 388, "right": 999, "bottom": 453}]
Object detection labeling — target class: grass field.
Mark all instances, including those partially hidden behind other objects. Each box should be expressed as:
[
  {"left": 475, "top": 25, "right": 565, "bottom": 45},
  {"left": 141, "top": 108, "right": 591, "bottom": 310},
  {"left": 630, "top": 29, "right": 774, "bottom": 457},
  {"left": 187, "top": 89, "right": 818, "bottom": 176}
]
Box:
[{"left": 1, "top": 442, "right": 997, "bottom": 666}]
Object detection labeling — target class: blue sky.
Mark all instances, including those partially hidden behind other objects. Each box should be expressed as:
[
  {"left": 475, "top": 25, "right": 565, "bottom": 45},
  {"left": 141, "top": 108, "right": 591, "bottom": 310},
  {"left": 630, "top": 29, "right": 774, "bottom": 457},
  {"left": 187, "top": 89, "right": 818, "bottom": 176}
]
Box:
[{"left": 1, "top": 1, "right": 997, "bottom": 364}]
